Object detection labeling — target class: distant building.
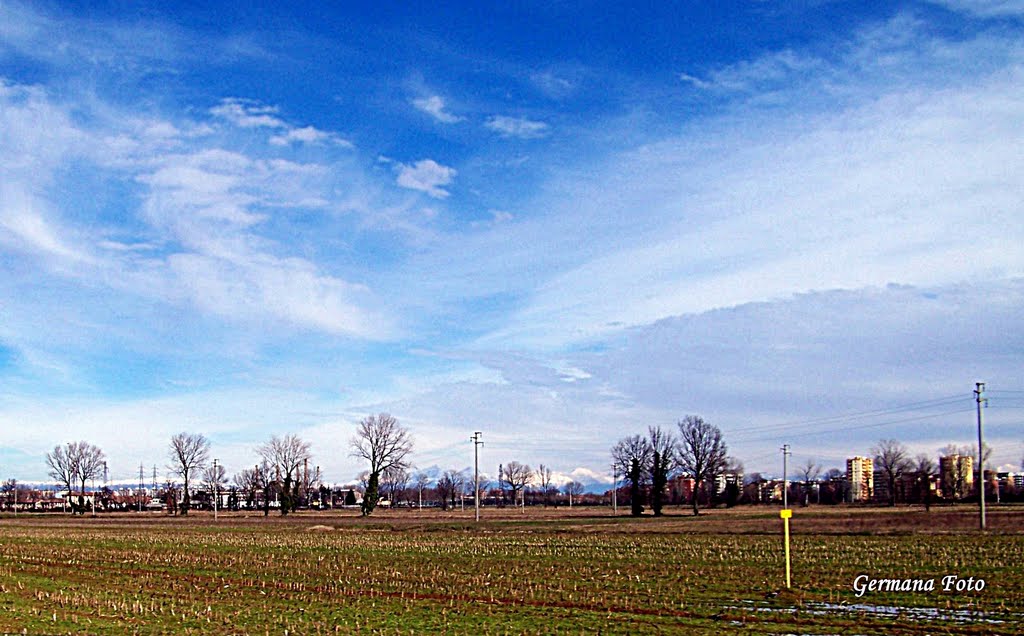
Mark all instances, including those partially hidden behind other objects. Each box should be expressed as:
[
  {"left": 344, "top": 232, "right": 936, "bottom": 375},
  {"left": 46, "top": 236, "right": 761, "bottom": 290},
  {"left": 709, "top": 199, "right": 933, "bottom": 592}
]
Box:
[
  {"left": 714, "top": 472, "right": 743, "bottom": 496},
  {"left": 669, "top": 476, "right": 696, "bottom": 505},
  {"left": 939, "top": 454, "right": 973, "bottom": 500},
  {"left": 846, "top": 457, "right": 873, "bottom": 502}
]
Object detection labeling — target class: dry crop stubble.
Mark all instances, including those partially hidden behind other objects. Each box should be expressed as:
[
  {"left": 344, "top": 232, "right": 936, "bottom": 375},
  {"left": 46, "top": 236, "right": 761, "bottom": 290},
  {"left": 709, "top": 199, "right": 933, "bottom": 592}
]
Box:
[{"left": 0, "top": 506, "right": 1021, "bottom": 634}]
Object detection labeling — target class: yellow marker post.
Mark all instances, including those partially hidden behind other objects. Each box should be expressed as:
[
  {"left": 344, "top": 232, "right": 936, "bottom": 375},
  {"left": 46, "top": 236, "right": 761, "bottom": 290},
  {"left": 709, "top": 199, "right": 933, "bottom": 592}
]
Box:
[{"left": 780, "top": 509, "right": 792, "bottom": 589}]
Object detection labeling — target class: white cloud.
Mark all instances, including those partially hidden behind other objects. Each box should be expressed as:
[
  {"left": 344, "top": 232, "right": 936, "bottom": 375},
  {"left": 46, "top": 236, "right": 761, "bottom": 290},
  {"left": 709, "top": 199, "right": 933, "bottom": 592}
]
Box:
[
  {"left": 0, "top": 189, "right": 88, "bottom": 262},
  {"left": 412, "top": 95, "right": 461, "bottom": 123},
  {"left": 531, "top": 71, "right": 575, "bottom": 99},
  {"left": 395, "top": 159, "right": 457, "bottom": 198},
  {"left": 211, "top": 98, "right": 354, "bottom": 149},
  {"left": 485, "top": 115, "right": 549, "bottom": 138},
  {"left": 678, "top": 72, "right": 712, "bottom": 89},
  {"left": 210, "top": 98, "right": 285, "bottom": 128},
  {"left": 0, "top": 80, "right": 395, "bottom": 341},
  {"left": 168, "top": 251, "right": 386, "bottom": 338},
  {"left": 269, "top": 125, "right": 353, "bottom": 148},
  {"left": 474, "top": 36, "right": 1024, "bottom": 348},
  {"left": 929, "top": 0, "right": 1024, "bottom": 16}
]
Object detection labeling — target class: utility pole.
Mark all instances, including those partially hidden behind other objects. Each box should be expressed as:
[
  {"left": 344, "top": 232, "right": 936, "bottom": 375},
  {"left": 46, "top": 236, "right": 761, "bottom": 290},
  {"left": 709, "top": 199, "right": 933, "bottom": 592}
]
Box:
[
  {"left": 471, "top": 432, "right": 483, "bottom": 522},
  {"left": 975, "top": 382, "right": 987, "bottom": 531},
  {"left": 611, "top": 464, "right": 617, "bottom": 514},
  {"left": 781, "top": 445, "right": 791, "bottom": 509},
  {"left": 213, "top": 458, "right": 219, "bottom": 521},
  {"left": 139, "top": 463, "right": 144, "bottom": 512},
  {"left": 779, "top": 444, "right": 793, "bottom": 589}
]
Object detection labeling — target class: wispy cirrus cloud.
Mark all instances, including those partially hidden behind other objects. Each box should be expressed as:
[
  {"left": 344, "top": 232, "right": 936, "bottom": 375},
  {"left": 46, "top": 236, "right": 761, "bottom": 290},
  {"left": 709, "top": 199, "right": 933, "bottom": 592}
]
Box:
[
  {"left": 210, "top": 98, "right": 286, "bottom": 128},
  {"left": 928, "top": 0, "right": 1024, "bottom": 16},
  {"left": 485, "top": 115, "right": 549, "bottom": 138},
  {"left": 0, "top": 196, "right": 89, "bottom": 263},
  {"left": 0, "top": 81, "right": 396, "bottom": 344},
  {"left": 411, "top": 95, "right": 462, "bottom": 123},
  {"left": 530, "top": 71, "right": 576, "bottom": 99},
  {"left": 212, "top": 98, "right": 352, "bottom": 148}
]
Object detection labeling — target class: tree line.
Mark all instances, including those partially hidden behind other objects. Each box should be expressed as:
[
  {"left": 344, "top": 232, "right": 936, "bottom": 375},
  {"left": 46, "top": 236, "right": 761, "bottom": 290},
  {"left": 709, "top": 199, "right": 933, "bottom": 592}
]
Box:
[
  {"left": 612, "top": 414, "right": 734, "bottom": 517},
  {"left": 43, "top": 413, "right": 412, "bottom": 517},
  {"left": 32, "top": 413, "right": 1023, "bottom": 516}
]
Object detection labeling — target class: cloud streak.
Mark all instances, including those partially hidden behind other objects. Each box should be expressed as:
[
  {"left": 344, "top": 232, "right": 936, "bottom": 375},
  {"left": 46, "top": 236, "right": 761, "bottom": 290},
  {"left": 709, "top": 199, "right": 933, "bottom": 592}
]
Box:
[
  {"left": 485, "top": 115, "right": 549, "bottom": 138},
  {"left": 412, "top": 95, "right": 461, "bottom": 123}
]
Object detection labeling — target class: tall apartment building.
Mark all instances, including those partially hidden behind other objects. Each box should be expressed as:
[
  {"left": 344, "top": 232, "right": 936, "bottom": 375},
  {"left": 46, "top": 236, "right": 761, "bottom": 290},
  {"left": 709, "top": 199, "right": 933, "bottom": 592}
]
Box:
[
  {"left": 939, "top": 454, "right": 974, "bottom": 499},
  {"left": 846, "top": 456, "right": 873, "bottom": 502}
]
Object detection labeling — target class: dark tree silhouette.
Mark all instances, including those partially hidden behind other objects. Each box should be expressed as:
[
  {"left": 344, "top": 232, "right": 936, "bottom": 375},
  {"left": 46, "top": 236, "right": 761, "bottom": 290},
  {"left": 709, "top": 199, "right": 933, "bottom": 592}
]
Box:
[
  {"left": 168, "top": 433, "right": 209, "bottom": 516},
  {"left": 259, "top": 434, "right": 311, "bottom": 515},
  {"left": 350, "top": 413, "right": 413, "bottom": 516},
  {"left": 872, "top": 438, "right": 910, "bottom": 506},
  {"left": 676, "top": 415, "right": 727, "bottom": 516},
  {"left": 612, "top": 435, "right": 652, "bottom": 517},
  {"left": 648, "top": 426, "right": 675, "bottom": 516}
]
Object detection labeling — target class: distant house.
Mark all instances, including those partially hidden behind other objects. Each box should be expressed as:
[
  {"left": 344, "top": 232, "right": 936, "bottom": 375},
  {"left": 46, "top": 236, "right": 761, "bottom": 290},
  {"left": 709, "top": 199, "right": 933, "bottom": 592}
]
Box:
[{"left": 59, "top": 491, "right": 96, "bottom": 509}]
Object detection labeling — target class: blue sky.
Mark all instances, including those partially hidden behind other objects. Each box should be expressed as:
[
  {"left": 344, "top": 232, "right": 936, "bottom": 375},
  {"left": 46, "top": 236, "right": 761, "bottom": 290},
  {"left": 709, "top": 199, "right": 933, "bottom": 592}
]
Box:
[{"left": 1, "top": 1, "right": 1023, "bottom": 488}]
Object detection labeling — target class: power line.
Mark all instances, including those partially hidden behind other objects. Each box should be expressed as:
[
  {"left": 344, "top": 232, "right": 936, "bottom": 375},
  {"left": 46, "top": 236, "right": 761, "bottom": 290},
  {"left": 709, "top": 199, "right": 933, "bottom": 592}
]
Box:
[
  {"left": 731, "top": 394, "right": 968, "bottom": 437},
  {"left": 732, "top": 406, "right": 977, "bottom": 444}
]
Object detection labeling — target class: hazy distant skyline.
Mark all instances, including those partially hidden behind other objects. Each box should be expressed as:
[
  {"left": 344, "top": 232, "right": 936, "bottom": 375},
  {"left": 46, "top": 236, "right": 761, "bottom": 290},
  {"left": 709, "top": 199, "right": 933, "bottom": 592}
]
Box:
[{"left": 1, "top": 2, "right": 1022, "bottom": 486}]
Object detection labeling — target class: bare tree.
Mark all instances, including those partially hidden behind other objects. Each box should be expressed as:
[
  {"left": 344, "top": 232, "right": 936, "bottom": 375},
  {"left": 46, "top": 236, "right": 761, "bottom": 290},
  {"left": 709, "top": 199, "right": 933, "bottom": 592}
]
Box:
[
  {"left": 202, "top": 462, "right": 227, "bottom": 508},
  {"left": 255, "top": 460, "right": 276, "bottom": 516},
  {"left": 648, "top": 426, "right": 675, "bottom": 517},
  {"left": 501, "top": 461, "right": 532, "bottom": 509},
  {"left": 676, "top": 415, "right": 728, "bottom": 516},
  {"left": 872, "top": 439, "right": 910, "bottom": 506},
  {"left": 46, "top": 443, "right": 79, "bottom": 514},
  {"left": 258, "top": 434, "right": 312, "bottom": 515},
  {"left": 350, "top": 413, "right": 413, "bottom": 516},
  {"left": 381, "top": 465, "right": 410, "bottom": 507},
  {"left": 798, "top": 459, "right": 821, "bottom": 507},
  {"left": 78, "top": 443, "right": 105, "bottom": 515},
  {"left": 611, "top": 435, "right": 652, "bottom": 517},
  {"left": 168, "top": 433, "right": 210, "bottom": 516},
  {"left": 413, "top": 471, "right": 431, "bottom": 509},
  {"left": 46, "top": 442, "right": 104, "bottom": 516},
  {"left": 435, "top": 469, "right": 465, "bottom": 510},
  {"left": 564, "top": 480, "right": 585, "bottom": 507},
  {"left": 536, "top": 464, "right": 554, "bottom": 506},
  {"left": 233, "top": 468, "right": 261, "bottom": 510},
  {"left": 914, "top": 453, "right": 936, "bottom": 511},
  {"left": 47, "top": 441, "right": 105, "bottom": 515}
]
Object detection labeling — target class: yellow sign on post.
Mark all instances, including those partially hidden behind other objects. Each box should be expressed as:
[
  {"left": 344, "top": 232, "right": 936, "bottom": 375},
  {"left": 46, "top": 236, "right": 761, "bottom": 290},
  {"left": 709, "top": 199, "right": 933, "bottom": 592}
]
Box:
[{"left": 780, "top": 509, "right": 792, "bottom": 589}]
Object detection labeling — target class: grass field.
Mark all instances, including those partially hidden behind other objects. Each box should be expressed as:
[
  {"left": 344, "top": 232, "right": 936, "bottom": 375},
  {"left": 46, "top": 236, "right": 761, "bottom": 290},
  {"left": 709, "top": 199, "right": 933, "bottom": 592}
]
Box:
[{"left": 0, "top": 506, "right": 1022, "bottom": 634}]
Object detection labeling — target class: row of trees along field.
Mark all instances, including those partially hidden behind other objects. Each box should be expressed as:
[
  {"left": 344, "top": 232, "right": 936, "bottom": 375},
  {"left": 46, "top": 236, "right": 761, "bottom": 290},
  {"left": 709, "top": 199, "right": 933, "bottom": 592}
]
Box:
[
  {"left": 28, "top": 412, "right": 1023, "bottom": 516},
  {"left": 42, "top": 413, "right": 411, "bottom": 517},
  {"left": 613, "top": 415, "right": 734, "bottom": 517}
]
